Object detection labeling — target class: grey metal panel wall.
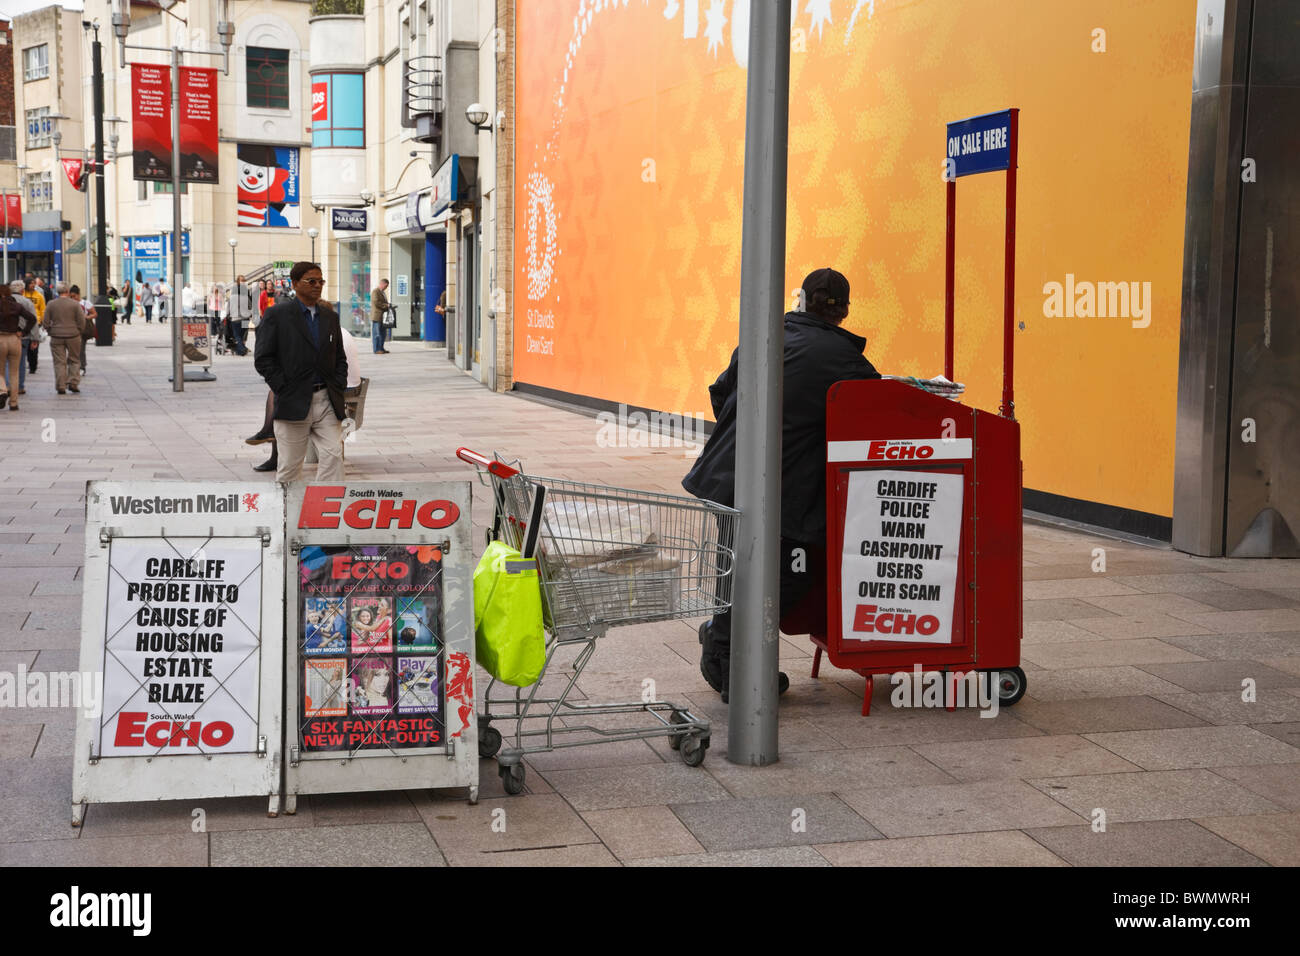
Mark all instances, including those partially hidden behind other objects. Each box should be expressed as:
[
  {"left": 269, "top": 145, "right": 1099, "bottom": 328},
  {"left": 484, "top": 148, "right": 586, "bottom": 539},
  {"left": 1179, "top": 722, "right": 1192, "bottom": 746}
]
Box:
[
  {"left": 1172, "top": 1, "right": 1252, "bottom": 555},
  {"left": 1223, "top": 0, "right": 1300, "bottom": 556}
]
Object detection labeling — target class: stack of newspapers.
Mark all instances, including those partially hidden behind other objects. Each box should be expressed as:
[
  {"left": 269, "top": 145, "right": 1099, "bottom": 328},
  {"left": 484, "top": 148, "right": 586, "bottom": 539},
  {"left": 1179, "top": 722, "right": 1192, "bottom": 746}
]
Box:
[{"left": 884, "top": 374, "right": 966, "bottom": 400}]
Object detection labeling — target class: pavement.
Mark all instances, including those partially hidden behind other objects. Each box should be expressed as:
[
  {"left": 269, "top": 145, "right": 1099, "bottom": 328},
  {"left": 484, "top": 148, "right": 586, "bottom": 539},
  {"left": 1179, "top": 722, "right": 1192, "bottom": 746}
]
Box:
[{"left": 1, "top": 321, "right": 1298, "bottom": 867}]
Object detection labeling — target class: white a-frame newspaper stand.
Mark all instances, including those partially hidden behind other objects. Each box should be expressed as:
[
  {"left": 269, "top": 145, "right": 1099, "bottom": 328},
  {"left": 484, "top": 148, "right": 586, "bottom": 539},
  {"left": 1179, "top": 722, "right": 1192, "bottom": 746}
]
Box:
[
  {"left": 72, "top": 482, "right": 286, "bottom": 825},
  {"left": 283, "top": 481, "right": 478, "bottom": 809}
]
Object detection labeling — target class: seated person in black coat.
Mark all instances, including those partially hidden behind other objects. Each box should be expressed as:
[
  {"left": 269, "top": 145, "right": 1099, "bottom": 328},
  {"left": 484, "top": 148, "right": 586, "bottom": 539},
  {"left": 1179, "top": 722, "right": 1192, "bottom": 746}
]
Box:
[{"left": 683, "top": 268, "right": 880, "bottom": 701}]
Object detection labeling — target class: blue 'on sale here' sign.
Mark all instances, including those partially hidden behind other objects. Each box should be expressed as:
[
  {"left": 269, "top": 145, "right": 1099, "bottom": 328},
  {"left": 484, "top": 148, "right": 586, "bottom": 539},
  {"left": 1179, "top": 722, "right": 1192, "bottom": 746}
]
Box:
[{"left": 946, "top": 109, "right": 1015, "bottom": 178}]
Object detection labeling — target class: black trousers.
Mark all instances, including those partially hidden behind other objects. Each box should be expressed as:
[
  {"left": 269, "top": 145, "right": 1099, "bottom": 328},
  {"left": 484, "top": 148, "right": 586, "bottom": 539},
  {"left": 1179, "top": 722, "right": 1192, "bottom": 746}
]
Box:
[{"left": 706, "top": 536, "right": 825, "bottom": 651}]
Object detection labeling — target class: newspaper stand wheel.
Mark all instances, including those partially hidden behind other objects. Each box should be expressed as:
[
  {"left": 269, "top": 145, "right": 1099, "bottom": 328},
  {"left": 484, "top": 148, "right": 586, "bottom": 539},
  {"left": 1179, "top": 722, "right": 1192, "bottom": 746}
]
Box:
[
  {"left": 679, "top": 733, "right": 708, "bottom": 767},
  {"left": 479, "top": 724, "right": 503, "bottom": 758},
  {"left": 990, "top": 667, "right": 1027, "bottom": 706},
  {"left": 499, "top": 761, "right": 526, "bottom": 795},
  {"left": 668, "top": 710, "right": 690, "bottom": 751}
]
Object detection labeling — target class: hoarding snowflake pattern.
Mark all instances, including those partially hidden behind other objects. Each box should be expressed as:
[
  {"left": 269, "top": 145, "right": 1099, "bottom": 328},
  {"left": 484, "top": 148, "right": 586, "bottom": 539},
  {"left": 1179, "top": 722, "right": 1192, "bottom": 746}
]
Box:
[{"left": 525, "top": 171, "right": 559, "bottom": 301}]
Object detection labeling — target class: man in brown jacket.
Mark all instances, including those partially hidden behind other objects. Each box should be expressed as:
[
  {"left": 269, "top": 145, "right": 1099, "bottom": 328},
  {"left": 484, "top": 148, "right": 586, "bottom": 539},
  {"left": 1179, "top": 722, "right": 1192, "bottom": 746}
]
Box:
[
  {"left": 370, "top": 278, "right": 391, "bottom": 354},
  {"left": 44, "top": 283, "right": 87, "bottom": 394}
]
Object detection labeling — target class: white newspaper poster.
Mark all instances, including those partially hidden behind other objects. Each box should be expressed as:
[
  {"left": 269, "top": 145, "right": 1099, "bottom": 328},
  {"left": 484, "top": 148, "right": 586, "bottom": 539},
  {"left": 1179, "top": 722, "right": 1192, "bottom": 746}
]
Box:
[
  {"left": 99, "top": 538, "right": 263, "bottom": 756},
  {"left": 841, "top": 470, "right": 963, "bottom": 644}
]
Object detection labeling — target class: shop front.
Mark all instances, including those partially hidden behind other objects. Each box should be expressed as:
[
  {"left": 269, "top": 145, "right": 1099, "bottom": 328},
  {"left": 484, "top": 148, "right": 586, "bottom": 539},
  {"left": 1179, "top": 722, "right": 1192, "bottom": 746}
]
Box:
[
  {"left": 383, "top": 194, "right": 446, "bottom": 346},
  {"left": 1, "top": 230, "right": 63, "bottom": 285}
]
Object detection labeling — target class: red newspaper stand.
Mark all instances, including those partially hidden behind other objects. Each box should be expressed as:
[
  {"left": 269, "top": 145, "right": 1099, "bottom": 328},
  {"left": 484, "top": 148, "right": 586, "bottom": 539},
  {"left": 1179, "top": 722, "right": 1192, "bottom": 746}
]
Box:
[
  {"left": 800, "top": 108, "right": 1026, "bottom": 715},
  {"left": 810, "top": 381, "right": 1025, "bottom": 714}
]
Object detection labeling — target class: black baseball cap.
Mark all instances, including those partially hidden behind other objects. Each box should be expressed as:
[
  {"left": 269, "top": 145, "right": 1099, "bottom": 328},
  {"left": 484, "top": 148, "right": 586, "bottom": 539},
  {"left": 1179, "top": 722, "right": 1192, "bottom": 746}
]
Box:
[{"left": 802, "top": 268, "right": 850, "bottom": 307}]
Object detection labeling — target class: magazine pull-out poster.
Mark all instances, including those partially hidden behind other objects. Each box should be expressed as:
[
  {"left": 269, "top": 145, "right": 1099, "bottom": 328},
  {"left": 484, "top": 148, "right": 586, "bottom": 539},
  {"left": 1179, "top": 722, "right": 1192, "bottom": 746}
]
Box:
[
  {"left": 72, "top": 482, "right": 285, "bottom": 826},
  {"left": 298, "top": 544, "right": 444, "bottom": 752},
  {"left": 285, "top": 482, "right": 478, "bottom": 806}
]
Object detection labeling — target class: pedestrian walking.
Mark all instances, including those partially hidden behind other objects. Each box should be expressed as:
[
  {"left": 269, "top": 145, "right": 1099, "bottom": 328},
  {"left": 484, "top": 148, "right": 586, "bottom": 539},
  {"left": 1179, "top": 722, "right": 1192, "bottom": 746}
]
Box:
[
  {"left": 229, "top": 275, "right": 255, "bottom": 356},
  {"left": 155, "top": 280, "right": 169, "bottom": 324},
  {"left": 44, "top": 282, "right": 86, "bottom": 395},
  {"left": 683, "top": 267, "right": 881, "bottom": 702},
  {"left": 21, "top": 275, "right": 44, "bottom": 376},
  {"left": 258, "top": 279, "right": 271, "bottom": 318},
  {"left": 119, "top": 276, "right": 133, "bottom": 324},
  {"left": 0, "top": 280, "right": 37, "bottom": 412},
  {"left": 70, "top": 285, "right": 95, "bottom": 374},
  {"left": 253, "top": 262, "right": 349, "bottom": 482},
  {"left": 371, "top": 278, "right": 391, "bottom": 353},
  {"left": 139, "top": 272, "right": 154, "bottom": 323}
]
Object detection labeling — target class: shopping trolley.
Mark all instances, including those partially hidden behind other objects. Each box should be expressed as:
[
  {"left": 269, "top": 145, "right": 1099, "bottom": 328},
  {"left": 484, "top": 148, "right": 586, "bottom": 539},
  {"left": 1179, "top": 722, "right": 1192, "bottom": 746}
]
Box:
[{"left": 456, "top": 447, "right": 739, "bottom": 794}]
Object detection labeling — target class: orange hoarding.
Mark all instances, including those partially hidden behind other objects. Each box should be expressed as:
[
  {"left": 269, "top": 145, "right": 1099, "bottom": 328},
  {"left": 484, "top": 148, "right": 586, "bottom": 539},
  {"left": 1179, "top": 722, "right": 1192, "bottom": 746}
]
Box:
[{"left": 514, "top": 0, "right": 1195, "bottom": 518}]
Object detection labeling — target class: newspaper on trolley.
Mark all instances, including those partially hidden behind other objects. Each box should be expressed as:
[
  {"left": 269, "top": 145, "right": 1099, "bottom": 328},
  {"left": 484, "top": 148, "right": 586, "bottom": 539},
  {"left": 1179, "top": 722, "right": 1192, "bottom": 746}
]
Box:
[{"left": 456, "top": 448, "right": 738, "bottom": 794}]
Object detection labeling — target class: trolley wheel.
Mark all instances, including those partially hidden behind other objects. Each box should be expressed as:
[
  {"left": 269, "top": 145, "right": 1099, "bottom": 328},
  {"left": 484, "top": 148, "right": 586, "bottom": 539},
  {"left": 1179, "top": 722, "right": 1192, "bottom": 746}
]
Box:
[
  {"left": 680, "top": 733, "right": 709, "bottom": 767},
  {"left": 499, "top": 762, "right": 526, "bottom": 795},
  {"left": 993, "top": 667, "right": 1027, "bottom": 706},
  {"left": 668, "top": 711, "right": 689, "bottom": 751},
  {"left": 479, "top": 725, "right": 502, "bottom": 758}
]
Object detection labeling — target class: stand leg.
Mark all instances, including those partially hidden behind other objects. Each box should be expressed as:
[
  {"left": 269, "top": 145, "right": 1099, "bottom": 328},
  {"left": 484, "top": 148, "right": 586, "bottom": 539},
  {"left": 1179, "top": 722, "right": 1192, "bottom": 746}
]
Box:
[
  {"left": 468, "top": 785, "right": 479, "bottom": 805},
  {"left": 811, "top": 645, "right": 822, "bottom": 678},
  {"left": 267, "top": 793, "right": 280, "bottom": 818},
  {"left": 946, "top": 671, "right": 959, "bottom": 712},
  {"left": 71, "top": 802, "right": 85, "bottom": 828},
  {"left": 861, "top": 674, "right": 873, "bottom": 716},
  {"left": 284, "top": 792, "right": 298, "bottom": 816}
]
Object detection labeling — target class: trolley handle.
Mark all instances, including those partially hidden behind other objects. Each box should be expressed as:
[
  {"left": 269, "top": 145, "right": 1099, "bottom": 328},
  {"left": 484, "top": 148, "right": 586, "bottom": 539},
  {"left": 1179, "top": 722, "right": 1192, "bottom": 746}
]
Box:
[{"left": 456, "top": 447, "right": 521, "bottom": 479}]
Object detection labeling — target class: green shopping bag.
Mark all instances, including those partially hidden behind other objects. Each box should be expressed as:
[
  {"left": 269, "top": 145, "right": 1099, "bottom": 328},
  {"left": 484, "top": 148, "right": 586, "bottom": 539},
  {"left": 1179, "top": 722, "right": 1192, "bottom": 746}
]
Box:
[{"left": 473, "top": 540, "right": 546, "bottom": 687}]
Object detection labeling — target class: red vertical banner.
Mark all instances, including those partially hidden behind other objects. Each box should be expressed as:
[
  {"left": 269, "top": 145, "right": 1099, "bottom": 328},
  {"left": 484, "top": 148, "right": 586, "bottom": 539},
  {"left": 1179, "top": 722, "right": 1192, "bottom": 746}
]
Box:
[
  {"left": 1, "top": 194, "right": 22, "bottom": 239},
  {"left": 131, "top": 64, "right": 172, "bottom": 182},
  {"left": 179, "top": 67, "right": 219, "bottom": 184}
]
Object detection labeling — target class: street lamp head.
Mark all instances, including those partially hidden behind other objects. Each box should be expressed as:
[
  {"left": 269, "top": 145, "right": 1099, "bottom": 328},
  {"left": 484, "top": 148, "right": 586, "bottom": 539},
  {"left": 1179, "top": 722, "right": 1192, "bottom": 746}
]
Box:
[
  {"left": 228, "top": 237, "right": 238, "bottom": 248},
  {"left": 466, "top": 103, "right": 491, "bottom": 128},
  {"left": 359, "top": 190, "right": 374, "bottom": 205},
  {"left": 307, "top": 227, "right": 319, "bottom": 239},
  {"left": 52, "top": 130, "right": 63, "bottom": 146}
]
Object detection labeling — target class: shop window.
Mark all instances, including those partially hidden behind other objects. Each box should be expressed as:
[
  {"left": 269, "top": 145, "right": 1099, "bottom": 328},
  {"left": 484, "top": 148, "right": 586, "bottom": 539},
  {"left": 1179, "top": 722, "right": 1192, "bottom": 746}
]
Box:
[
  {"left": 154, "top": 181, "right": 189, "bottom": 194},
  {"left": 247, "top": 47, "right": 290, "bottom": 109},
  {"left": 311, "top": 72, "right": 365, "bottom": 148}
]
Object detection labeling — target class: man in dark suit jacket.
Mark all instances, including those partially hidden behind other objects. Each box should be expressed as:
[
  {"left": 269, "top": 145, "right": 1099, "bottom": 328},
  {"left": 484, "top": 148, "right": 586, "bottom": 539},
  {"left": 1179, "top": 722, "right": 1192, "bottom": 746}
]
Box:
[{"left": 253, "top": 261, "right": 349, "bottom": 482}]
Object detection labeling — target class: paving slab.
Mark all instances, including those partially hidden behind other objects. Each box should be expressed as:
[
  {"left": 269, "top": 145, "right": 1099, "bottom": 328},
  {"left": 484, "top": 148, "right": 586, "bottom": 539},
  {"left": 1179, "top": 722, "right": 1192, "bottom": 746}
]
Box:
[
  {"left": 669, "top": 792, "right": 880, "bottom": 852},
  {"left": 0, "top": 833, "right": 210, "bottom": 867},
  {"left": 81, "top": 796, "right": 314, "bottom": 836},
  {"left": 911, "top": 734, "right": 1142, "bottom": 782},
  {"left": 0, "top": 723, "right": 40, "bottom": 759},
  {"left": 1154, "top": 690, "right": 1300, "bottom": 725},
  {"left": 1021, "top": 639, "right": 1204, "bottom": 670},
  {"left": 1027, "top": 769, "right": 1285, "bottom": 822},
  {"left": 1019, "top": 666, "right": 1188, "bottom": 701},
  {"left": 537, "top": 762, "right": 732, "bottom": 811},
  {"left": 412, "top": 793, "right": 599, "bottom": 861},
  {"left": 837, "top": 779, "right": 1087, "bottom": 837},
  {"left": 212, "top": 820, "right": 445, "bottom": 866},
  {"left": 1210, "top": 764, "right": 1300, "bottom": 811},
  {"left": 702, "top": 746, "right": 957, "bottom": 798},
  {"left": 1249, "top": 721, "right": 1300, "bottom": 750},
  {"left": 1194, "top": 813, "right": 1300, "bottom": 867},
  {"left": 1082, "top": 725, "right": 1300, "bottom": 770},
  {"left": 1023, "top": 820, "right": 1267, "bottom": 866},
  {"left": 629, "top": 846, "right": 831, "bottom": 867},
  {"left": 580, "top": 805, "right": 706, "bottom": 860},
  {"left": 1010, "top": 695, "right": 1207, "bottom": 735},
  {"left": 816, "top": 830, "right": 1067, "bottom": 867},
  {"left": 1137, "top": 660, "right": 1300, "bottom": 692},
  {"left": 1164, "top": 632, "right": 1300, "bottom": 660}
]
